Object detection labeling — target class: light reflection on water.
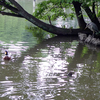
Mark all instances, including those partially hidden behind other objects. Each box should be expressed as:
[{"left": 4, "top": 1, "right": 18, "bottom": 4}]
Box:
[
  {"left": 0, "top": 37, "right": 100, "bottom": 100},
  {"left": 0, "top": 36, "right": 100, "bottom": 100},
  {"left": 0, "top": 36, "right": 80, "bottom": 100},
  {"left": 0, "top": 0, "right": 100, "bottom": 100}
]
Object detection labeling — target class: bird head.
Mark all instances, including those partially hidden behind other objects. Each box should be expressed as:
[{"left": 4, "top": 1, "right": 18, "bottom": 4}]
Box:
[{"left": 5, "top": 51, "right": 8, "bottom": 55}]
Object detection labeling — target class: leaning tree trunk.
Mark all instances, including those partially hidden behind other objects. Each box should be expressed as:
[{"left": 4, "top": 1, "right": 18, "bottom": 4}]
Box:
[
  {"left": 8, "top": 0, "right": 85, "bottom": 36},
  {"left": 0, "top": 0, "right": 92, "bottom": 36}
]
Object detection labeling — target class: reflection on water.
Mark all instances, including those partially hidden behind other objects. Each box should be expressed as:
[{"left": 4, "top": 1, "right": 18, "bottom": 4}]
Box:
[
  {"left": 0, "top": 0, "right": 100, "bottom": 100},
  {"left": 0, "top": 35, "right": 100, "bottom": 100},
  {"left": 0, "top": 36, "right": 79, "bottom": 100}
]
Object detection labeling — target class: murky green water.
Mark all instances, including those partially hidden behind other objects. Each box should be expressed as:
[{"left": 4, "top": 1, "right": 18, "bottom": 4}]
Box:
[{"left": 0, "top": 0, "right": 100, "bottom": 100}]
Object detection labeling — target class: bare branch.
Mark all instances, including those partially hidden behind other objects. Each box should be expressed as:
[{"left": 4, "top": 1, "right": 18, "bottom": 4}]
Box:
[
  {"left": 48, "top": 16, "right": 52, "bottom": 25},
  {"left": 0, "top": 11, "right": 24, "bottom": 18}
]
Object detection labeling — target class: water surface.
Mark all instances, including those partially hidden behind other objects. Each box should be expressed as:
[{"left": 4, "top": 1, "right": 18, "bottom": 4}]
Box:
[{"left": 0, "top": 0, "right": 100, "bottom": 100}]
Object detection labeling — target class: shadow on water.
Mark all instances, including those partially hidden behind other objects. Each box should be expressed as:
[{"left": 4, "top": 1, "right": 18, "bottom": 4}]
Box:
[{"left": 0, "top": 35, "right": 100, "bottom": 99}]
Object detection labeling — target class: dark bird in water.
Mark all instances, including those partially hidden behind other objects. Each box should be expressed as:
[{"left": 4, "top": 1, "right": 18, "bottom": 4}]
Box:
[
  {"left": 4, "top": 51, "right": 11, "bottom": 60},
  {"left": 85, "top": 22, "right": 99, "bottom": 36},
  {"left": 67, "top": 71, "right": 74, "bottom": 77}
]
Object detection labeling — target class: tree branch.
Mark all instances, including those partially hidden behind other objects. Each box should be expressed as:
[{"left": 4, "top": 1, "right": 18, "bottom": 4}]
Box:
[
  {"left": 0, "top": 11, "right": 24, "bottom": 18},
  {"left": 8, "top": 0, "right": 25, "bottom": 11},
  {"left": 0, "top": 0, "right": 94, "bottom": 36},
  {"left": 3, "top": 0, "right": 84, "bottom": 35},
  {"left": 0, "top": 1, "right": 18, "bottom": 13},
  {"left": 48, "top": 16, "right": 52, "bottom": 25}
]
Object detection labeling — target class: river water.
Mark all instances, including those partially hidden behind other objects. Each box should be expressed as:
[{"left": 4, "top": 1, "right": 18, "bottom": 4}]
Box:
[{"left": 0, "top": 0, "right": 100, "bottom": 100}]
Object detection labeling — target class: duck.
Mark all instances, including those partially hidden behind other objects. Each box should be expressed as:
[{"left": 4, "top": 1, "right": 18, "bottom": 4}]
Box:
[{"left": 4, "top": 51, "right": 11, "bottom": 60}]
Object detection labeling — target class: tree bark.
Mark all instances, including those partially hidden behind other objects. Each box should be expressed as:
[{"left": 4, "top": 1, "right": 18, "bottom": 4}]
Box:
[
  {"left": 92, "top": 2, "right": 95, "bottom": 14},
  {"left": 0, "top": 11, "right": 23, "bottom": 17},
  {"left": 0, "top": 1, "right": 18, "bottom": 13},
  {"left": 72, "top": 1, "right": 86, "bottom": 29}
]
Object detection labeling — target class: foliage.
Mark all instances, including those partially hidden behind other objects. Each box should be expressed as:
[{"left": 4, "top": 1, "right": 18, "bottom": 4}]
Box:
[
  {"left": 33, "top": 0, "right": 100, "bottom": 21},
  {"left": 81, "top": 46, "right": 88, "bottom": 58},
  {"left": 26, "top": 26, "right": 55, "bottom": 43},
  {"left": 0, "top": 0, "right": 100, "bottom": 32},
  {"left": 33, "top": 0, "right": 75, "bottom": 21},
  {"left": 0, "top": 0, "right": 16, "bottom": 13},
  {"left": 97, "top": 10, "right": 100, "bottom": 17}
]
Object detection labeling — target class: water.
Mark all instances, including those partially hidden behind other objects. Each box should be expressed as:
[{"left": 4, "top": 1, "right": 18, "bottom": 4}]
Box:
[{"left": 0, "top": 0, "right": 100, "bottom": 100}]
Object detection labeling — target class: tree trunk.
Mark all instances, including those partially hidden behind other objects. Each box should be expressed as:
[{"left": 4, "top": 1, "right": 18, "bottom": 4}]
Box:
[
  {"left": 72, "top": 1, "right": 86, "bottom": 30},
  {"left": 8, "top": 0, "right": 85, "bottom": 36},
  {"left": 18, "top": 11, "right": 82, "bottom": 35}
]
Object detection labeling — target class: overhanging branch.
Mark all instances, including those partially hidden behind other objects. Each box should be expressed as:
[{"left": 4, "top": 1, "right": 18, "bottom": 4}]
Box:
[{"left": 0, "top": 0, "right": 95, "bottom": 35}]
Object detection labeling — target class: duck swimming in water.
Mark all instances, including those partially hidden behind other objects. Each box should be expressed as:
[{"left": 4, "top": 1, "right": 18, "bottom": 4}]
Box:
[{"left": 4, "top": 51, "right": 11, "bottom": 60}]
